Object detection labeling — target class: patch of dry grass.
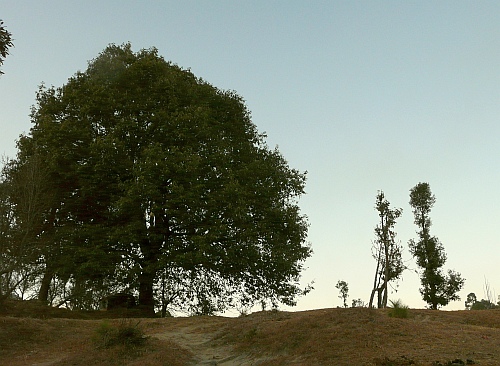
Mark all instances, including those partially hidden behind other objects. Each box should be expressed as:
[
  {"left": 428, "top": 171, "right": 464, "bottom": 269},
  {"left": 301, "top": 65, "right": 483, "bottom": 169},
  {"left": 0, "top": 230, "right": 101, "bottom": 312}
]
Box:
[
  {"left": 2, "top": 300, "right": 500, "bottom": 365},
  {"left": 222, "top": 308, "right": 500, "bottom": 365}
]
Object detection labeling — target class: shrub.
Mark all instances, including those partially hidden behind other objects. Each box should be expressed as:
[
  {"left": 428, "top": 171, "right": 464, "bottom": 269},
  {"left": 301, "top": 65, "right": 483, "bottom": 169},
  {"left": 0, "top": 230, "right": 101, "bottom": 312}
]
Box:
[
  {"left": 388, "top": 299, "right": 409, "bottom": 318},
  {"left": 93, "top": 319, "right": 147, "bottom": 349}
]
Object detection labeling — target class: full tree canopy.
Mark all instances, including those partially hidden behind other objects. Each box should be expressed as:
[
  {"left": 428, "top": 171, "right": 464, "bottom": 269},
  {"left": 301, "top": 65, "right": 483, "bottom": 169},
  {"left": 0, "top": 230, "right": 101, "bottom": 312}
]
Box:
[{"left": 4, "top": 44, "right": 311, "bottom": 314}]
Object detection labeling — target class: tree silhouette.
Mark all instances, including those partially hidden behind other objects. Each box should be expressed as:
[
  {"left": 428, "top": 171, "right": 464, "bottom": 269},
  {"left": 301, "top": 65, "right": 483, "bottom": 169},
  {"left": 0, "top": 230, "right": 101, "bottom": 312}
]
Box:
[
  {"left": 408, "top": 182, "right": 464, "bottom": 309},
  {"left": 369, "top": 191, "right": 404, "bottom": 308}
]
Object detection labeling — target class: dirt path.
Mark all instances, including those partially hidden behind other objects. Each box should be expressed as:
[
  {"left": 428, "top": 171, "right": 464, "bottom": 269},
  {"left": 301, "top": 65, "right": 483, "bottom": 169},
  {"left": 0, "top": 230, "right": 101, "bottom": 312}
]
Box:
[{"left": 151, "top": 322, "right": 262, "bottom": 365}]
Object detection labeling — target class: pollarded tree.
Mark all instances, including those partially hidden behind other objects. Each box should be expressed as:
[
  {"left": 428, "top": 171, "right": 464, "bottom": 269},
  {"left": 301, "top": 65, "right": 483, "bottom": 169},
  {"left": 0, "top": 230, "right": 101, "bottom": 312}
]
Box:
[
  {"left": 408, "top": 182, "right": 464, "bottom": 310},
  {"left": 13, "top": 44, "right": 312, "bottom": 314},
  {"left": 369, "top": 191, "right": 404, "bottom": 309}
]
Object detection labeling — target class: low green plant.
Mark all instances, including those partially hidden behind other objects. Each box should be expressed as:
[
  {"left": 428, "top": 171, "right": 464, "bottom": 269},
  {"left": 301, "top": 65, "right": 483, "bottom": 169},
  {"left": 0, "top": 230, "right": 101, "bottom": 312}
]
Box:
[
  {"left": 244, "top": 327, "right": 258, "bottom": 340},
  {"left": 93, "top": 319, "right": 147, "bottom": 349},
  {"left": 388, "top": 299, "right": 409, "bottom": 318}
]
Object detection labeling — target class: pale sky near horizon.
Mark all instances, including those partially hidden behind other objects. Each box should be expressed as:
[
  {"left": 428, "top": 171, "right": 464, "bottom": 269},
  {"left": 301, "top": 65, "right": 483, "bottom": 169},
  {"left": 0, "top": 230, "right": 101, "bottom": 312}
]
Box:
[{"left": 1, "top": 1, "right": 499, "bottom": 312}]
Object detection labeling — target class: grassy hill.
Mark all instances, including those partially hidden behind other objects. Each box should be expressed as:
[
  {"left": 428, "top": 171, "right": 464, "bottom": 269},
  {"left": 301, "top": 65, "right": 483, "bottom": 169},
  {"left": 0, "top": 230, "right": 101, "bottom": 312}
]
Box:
[{"left": 1, "top": 300, "right": 499, "bottom": 365}]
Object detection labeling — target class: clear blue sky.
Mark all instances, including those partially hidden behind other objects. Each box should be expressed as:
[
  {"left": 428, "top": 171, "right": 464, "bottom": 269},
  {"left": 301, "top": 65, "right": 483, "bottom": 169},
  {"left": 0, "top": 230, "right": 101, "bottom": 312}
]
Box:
[{"left": 1, "top": 1, "right": 499, "bottom": 311}]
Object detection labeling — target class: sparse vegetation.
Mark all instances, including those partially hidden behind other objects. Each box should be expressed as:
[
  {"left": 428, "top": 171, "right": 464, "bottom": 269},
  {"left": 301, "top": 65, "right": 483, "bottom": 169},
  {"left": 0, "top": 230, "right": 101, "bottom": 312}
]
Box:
[{"left": 352, "top": 298, "right": 366, "bottom": 308}]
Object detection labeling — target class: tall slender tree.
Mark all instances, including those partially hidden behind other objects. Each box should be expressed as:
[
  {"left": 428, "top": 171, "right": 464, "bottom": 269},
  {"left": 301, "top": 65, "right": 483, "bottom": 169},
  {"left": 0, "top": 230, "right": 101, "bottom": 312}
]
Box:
[
  {"left": 408, "top": 182, "right": 464, "bottom": 309},
  {"left": 369, "top": 191, "right": 404, "bottom": 308}
]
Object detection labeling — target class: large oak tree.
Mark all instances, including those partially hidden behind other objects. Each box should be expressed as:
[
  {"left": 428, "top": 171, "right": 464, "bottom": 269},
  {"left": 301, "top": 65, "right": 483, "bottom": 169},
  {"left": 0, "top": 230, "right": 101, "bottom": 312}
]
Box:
[{"left": 10, "top": 44, "right": 311, "bottom": 314}]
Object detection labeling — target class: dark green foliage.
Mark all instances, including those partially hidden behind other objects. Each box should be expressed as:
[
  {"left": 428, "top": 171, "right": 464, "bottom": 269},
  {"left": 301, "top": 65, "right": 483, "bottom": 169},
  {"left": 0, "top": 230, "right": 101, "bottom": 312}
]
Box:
[
  {"left": 408, "top": 183, "right": 464, "bottom": 309},
  {"left": 7, "top": 44, "right": 311, "bottom": 314},
  {"left": 464, "top": 292, "right": 477, "bottom": 310},
  {"left": 369, "top": 191, "right": 404, "bottom": 309},
  {"left": 465, "top": 292, "right": 498, "bottom": 310},
  {"left": 0, "top": 20, "right": 13, "bottom": 75},
  {"left": 470, "top": 299, "right": 497, "bottom": 310}
]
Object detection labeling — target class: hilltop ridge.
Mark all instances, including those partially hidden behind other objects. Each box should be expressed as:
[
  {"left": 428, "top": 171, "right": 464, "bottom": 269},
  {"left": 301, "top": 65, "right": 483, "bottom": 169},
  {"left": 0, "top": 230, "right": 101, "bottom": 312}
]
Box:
[{"left": 1, "top": 300, "right": 499, "bottom": 365}]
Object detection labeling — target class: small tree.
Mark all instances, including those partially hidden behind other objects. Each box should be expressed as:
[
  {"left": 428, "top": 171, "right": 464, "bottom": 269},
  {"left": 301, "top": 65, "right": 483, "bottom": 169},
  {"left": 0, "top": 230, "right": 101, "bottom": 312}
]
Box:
[
  {"left": 369, "top": 191, "right": 404, "bottom": 308},
  {"left": 336, "top": 280, "right": 349, "bottom": 308},
  {"left": 408, "top": 182, "right": 464, "bottom": 309},
  {"left": 465, "top": 292, "right": 477, "bottom": 310}
]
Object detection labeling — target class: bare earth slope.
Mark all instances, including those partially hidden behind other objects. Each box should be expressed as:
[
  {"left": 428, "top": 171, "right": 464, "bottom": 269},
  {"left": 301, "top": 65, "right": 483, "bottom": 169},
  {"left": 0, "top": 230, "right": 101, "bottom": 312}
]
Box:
[{"left": 1, "top": 301, "right": 500, "bottom": 365}]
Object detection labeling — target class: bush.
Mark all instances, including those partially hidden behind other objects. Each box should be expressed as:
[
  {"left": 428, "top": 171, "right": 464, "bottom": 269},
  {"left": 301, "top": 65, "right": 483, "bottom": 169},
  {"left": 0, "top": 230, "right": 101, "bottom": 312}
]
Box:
[
  {"left": 93, "top": 319, "right": 147, "bottom": 349},
  {"left": 388, "top": 299, "right": 409, "bottom": 319}
]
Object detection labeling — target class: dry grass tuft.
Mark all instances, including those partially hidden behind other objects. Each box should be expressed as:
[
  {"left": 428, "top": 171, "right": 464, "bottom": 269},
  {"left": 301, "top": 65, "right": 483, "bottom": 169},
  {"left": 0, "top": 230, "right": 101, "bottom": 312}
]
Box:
[
  {"left": 388, "top": 299, "right": 410, "bottom": 318},
  {"left": 92, "top": 319, "right": 148, "bottom": 349}
]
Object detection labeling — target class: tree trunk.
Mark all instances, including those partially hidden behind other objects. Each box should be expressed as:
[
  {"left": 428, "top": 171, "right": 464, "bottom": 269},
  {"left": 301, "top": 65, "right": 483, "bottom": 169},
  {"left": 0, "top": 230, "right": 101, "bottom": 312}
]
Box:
[
  {"left": 369, "top": 288, "right": 376, "bottom": 309},
  {"left": 137, "top": 209, "right": 169, "bottom": 316},
  {"left": 138, "top": 235, "right": 162, "bottom": 316},
  {"left": 369, "top": 243, "right": 382, "bottom": 309},
  {"left": 138, "top": 270, "right": 156, "bottom": 316},
  {"left": 381, "top": 281, "right": 388, "bottom": 308},
  {"left": 38, "top": 266, "right": 54, "bottom": 303}
]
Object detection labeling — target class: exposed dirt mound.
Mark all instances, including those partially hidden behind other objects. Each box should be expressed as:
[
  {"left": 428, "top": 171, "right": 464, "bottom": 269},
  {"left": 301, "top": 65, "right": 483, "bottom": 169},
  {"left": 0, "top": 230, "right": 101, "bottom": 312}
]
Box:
[{"left": 1, "top": 300, "right": 500, "bottom": 365}]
